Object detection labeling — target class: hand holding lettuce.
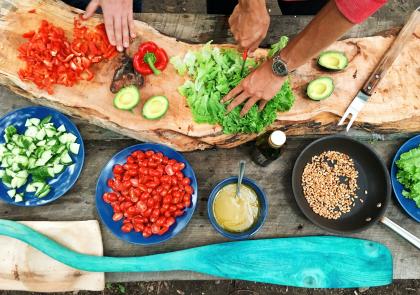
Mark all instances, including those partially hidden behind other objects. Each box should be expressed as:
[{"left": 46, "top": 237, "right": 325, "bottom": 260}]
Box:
[{"left": 171, "top": 37, "right": 295, "bottom": 134}]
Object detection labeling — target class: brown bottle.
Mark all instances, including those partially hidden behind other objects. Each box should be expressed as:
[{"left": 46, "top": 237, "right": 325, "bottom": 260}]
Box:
[{"left": 251, "top": 130, "right": 286, "bottom": 167}]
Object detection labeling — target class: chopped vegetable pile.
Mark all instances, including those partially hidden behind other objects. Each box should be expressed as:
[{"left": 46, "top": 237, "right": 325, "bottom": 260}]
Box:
[
  {"left": 104, "top": 150, "right": 193, "bottom": 237},
  {"left": 18, "top": 18, "right": 117, "bottom": 94},
  {"left": 170, "top": 37, "right": 295, "bottom": 134},
  {"left": 0, "top": 116, "right": 80, "bottom": 202},
  {"left": 396, "top": 145, "right": 420, "bottom": 207}
]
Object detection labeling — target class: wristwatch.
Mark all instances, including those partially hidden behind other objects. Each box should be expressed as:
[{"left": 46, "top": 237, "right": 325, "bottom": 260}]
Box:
[{"left": 271, "top": 54, "right": 290, "bottom": 77}]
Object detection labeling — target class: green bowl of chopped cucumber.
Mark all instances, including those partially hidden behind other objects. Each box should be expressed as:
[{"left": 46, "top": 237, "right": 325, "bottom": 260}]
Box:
[{"left": 0, "top": 106, "right": 84, "bottom": 206}]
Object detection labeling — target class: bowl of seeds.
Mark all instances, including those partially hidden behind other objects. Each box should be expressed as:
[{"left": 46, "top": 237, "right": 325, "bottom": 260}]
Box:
[{"left": 292, "top": 135, "right": 390, "bottom": 233}]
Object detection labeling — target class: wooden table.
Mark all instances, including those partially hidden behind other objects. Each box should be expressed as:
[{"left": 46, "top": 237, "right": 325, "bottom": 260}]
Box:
[{"left": 0, "top": 11, "right": 419, "bottom": 283}]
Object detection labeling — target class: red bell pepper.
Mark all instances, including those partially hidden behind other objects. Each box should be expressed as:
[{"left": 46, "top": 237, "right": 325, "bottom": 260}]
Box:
[{"left": 133, "top": 41, "right": 168, "bottom": 76}]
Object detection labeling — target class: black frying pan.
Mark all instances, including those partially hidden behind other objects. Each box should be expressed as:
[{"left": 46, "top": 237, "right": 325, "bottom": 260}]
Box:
[{"left": 292, "top": 135, "right": 420, "bottom": 248}]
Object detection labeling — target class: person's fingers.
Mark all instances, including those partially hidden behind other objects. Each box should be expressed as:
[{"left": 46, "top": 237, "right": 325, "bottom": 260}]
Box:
[
  {"left": 227, "top": 91, "right": 251, "bottom": 112},
  {"left": 258, "top": 100, "right": 268, "bottom": 111},
  {"left": 221, "top": 83, "right": 243, "bottom": 103},
  {"left": 104, "top": 15, "right": 116, "bottom": 46},
  {"left": 240, "top": 97, "right": 259, "bottom": 117},
  {"left": 83, "top": 0, "right": 99, "bottom": 19},
  {"left": 128, "top": 10, "right": 136, "bottom": 38},
  {"left": 122, "top": 16, "right": 129, "bottom": 48},
  {"left": 114, "top": 16, "right": 123, "bottom": 51}
]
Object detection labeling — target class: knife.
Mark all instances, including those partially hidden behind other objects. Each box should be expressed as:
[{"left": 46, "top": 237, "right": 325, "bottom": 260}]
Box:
[
  {"left": 338, "top": 7, "right": 420, "bottom": 131},
  {"left": 240, "top": 49, "right": 248, "bottom": 77}
]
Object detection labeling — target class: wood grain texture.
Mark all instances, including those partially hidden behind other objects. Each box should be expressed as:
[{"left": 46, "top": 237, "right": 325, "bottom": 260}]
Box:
[
  {"left": 0, "top": 0, "right": 419, "bottom": 151},
  {"left": 0, "top": 221, "right": 104, "bottom": 292},
  {"left": 362, "top": 8, "right": 420, "bottom": 96},
  {"left": 0, "top": 131, "right": 418, "bottom": 281},
  {"left": 0, "top": 220, "right": 393, "bottom": 288}
]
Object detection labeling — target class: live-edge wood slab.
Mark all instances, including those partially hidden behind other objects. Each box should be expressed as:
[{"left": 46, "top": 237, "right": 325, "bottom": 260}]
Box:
[{"left": 0, "top": 0, "right": 419, "bottom": 151}]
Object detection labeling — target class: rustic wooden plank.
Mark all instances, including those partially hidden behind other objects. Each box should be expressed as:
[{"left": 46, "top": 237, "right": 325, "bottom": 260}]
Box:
[
  {"left": 1, "top": 1, "right": 419, "bottom": 151},
  {"left": 0, "top": 138, "right": 418, "bottom": 281},
  {"left": 136, "top": 12, "right": 410, "bottom": 45}
]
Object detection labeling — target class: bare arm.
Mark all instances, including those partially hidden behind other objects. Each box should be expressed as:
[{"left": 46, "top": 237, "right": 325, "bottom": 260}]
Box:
[
  {"left": 279, "top": 0, "right": 354, "bottom": 71},
  {"left": 223, "top": 0, "right": 356, "bottom": 115}
]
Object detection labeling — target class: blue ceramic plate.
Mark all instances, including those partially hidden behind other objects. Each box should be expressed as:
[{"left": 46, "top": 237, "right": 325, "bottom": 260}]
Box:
[
  {"left": 0, "top": 106, "right": 84, "bottom": 206},
  {"left": 95, "top": 143, "right": 198, "bottom": 245},
  {"left": 391, "top": 135, "right": 420, "bottom": 222},
  {"left": 207, "top": 176, "right": 268, "bottom": 240}
]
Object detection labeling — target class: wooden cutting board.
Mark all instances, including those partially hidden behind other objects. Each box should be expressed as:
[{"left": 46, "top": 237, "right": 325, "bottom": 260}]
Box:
[
  {"left": 0, "top": 0, "right": 419, "bottom": 151},
  {"left": 0, "top": 220, "right": 104, "bottom": 292}
]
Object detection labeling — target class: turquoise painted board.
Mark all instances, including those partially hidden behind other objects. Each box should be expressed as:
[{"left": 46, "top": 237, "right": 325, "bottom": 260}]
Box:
[{"left": 0, "top": 220, "right": 393, "bottom": 288}]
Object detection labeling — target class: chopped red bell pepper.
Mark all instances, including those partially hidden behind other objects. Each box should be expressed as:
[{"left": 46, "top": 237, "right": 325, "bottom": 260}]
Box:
[{"left": 133, "top": 41, "right": 168, "bottom": 76}]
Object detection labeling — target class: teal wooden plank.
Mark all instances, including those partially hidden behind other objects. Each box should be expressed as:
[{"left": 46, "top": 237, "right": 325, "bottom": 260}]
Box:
[{"left": 0, "top": 219, "right": 392, "bottom": 288}]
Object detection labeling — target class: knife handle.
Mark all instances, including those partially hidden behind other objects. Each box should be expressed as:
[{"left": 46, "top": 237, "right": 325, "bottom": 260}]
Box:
[{"left": 362, "top": 7, "right": 420, "bottom": 96}]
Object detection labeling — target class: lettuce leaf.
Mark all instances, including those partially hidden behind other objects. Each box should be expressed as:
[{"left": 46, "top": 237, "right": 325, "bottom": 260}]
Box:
[
  {"left": 396, "top": 145, "right": 420, "bottom": 207},
  {"left": 171, "top": 37, "right": 295, "bottom": 134}
]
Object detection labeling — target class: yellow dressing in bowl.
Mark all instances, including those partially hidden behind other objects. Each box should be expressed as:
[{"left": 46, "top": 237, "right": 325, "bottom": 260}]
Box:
[{"left": 213, "top": 184, "right": 260, "bottom": 232}]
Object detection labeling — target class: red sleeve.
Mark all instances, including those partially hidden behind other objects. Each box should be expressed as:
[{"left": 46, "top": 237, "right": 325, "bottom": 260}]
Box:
[{"left": 335, "top": 0, "right": 387, "bottom": 24}]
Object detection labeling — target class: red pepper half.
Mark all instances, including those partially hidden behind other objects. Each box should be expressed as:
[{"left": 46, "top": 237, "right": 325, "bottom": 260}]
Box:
[{"left": 133, "top": 41, "right": 168, "bottom": 76}]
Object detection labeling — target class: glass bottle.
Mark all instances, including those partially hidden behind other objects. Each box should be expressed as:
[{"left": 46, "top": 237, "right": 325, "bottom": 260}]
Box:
[{"left": 251, "top": 130, "right": 286, "bottom": 167}]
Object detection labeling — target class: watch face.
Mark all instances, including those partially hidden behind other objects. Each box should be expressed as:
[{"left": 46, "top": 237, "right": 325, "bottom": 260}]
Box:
[{"left": 272, "top": 58, "right": 288, "bottom": 76}]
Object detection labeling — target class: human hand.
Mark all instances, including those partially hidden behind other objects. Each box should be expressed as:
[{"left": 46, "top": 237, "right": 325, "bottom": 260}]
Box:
[
  {"left": 229, "top": 0, "right": 270, "bottom": 52},
  {"left": 83, "top": 0, "right": 136, "bottom": 52},
  {"left": 221, "top": 60, "right": 285, "bottom": 116}
]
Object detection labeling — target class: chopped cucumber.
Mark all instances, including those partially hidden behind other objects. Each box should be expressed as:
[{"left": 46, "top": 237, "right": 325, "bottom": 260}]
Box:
[
  {"left": 0, "top": 116, "right": 79, "bottom": 200},
  {"left": 53, "top": 164, "right": 64, "bottom": 174},
  {"left": 57, "top": 124, "right": 66, "bottom": 132},
  {"left": 69, "top": 143, "right": 80, "bottom": 155},
  {"left": 45, "top": 128, "right": 56, "bottom": 138},
  {"left": 60, "top": 151, "right": 73, "bottom": 165},
  {"left": 36, "top": 129, "right": 46, "bottom": 141},
  {"left": 25, "top": 126, "right": 38, "bottom": 138},
  {"left": 14, "top": 194, "right": 23, "bottom": 202},
  {"left": 26, "top": 183, "right": 36, "bottom": 193},
  {"left": 7, "top": 189, "right": 16, "bottom": 198}
]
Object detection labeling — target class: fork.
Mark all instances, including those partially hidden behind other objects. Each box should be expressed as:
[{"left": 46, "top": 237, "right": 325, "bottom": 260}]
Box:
[{"left": 338, "top": 7, "right": 420, "bottom": 132}]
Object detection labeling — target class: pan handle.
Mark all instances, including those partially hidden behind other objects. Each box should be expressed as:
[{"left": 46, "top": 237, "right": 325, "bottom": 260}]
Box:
[{"left": 380, "top": 216, "right": 420, "bottom": 250}]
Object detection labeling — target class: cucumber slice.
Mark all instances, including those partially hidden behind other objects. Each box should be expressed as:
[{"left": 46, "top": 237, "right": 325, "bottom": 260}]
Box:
[
  {"left": 11, "top": 147, "right": 21, "bottom": 156},
  {"left": 14, "top": 193, "right": 23, "bottom": 202},
  {"left": 30, "top": 118, "right": 41, "bottom": 126},
  {"left": 53, "top": 164, "right": 64, "bottom": 174},
  {"left": 47, "top": 167, "right": 55, "bottom": 178},
  {"left": 24, "top": 126, "right": 38, "bottom": 138},
  {"left": 16, "top": 170, "right": 28, "bottom": 179},
  {"left": 45, "top": 128, "right": 56, "bottom": 138},
  {"left": 11, "top": 162, "right": 20, "bottom": 172},
  {"left": 114, "top": 85, "right": 140, "bottom": 111},
  {"left": 11, "top": 176, "right": 26, "bottom": 189},
  {"left": 60, "top": 151, "right": 73, "bottom": 165},
  {"left": 142, "top": 96, "right": 169, "bottom": 120},
  {"left": 26, "top": 183, "right": 36, "bottom": 193},
  {"left": 36, "top": 140, "right": 47, "bottom": 147},
  {"left": 307, "top": 77, "right": 334, "bottom": 101},
  {"left": 69, "top": 143, "right": 80, "bottom": 155},
  {"left": 37, "top": 185, "right": 51, "bottom": 198},
  {"left": 35, "top": 129, "right": 46, "bottom": 141},
  {"left": 7, "top": 189, "right": 16, "bottom": 198},
  {"left": 47, "top": 139, "right": 57, "bottom": 146},
  {"left": 40, "top": 115, "right": 52, "bottom": 125},
  {"left": 57, "top": 124, "right": 66, "bottom": 133}
]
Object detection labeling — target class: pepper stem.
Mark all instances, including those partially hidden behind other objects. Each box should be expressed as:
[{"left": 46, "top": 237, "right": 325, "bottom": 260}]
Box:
[{"left": 144, "top": 52, "right": 161, "bottom": 75}]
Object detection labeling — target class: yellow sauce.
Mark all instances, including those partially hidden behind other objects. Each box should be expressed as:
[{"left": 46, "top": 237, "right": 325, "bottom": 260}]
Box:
[{"left": 213, "top": 184, "right": 260, "bottom": 232}]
